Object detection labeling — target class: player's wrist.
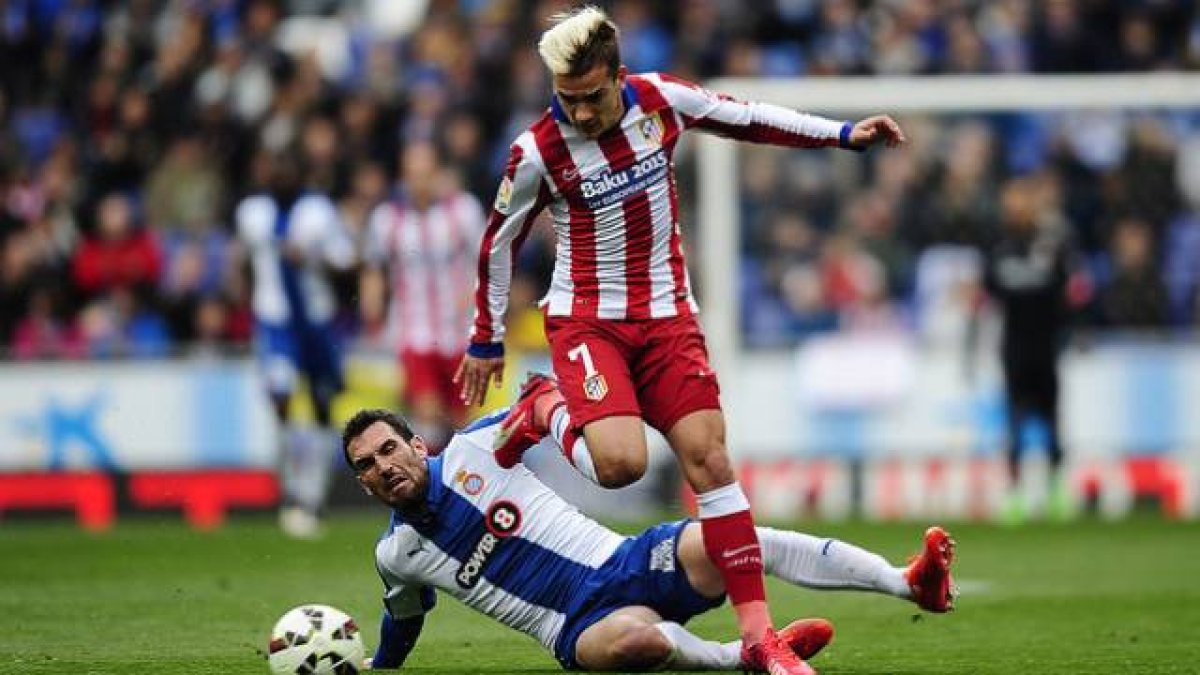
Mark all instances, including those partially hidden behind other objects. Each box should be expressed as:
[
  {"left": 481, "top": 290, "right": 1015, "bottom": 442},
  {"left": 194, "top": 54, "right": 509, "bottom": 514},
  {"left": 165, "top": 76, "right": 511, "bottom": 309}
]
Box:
[
  {"left": 839, "top": 121, "right": 864, "bottom": 152},
  {"left": 467, "top": 341, "right": 505, "bottom": 359}
]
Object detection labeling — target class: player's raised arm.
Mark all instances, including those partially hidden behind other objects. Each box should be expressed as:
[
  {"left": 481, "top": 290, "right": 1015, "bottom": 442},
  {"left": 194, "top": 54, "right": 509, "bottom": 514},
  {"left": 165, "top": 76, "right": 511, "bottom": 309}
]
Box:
[
  {"left": 456, "top": 141, "right": 551, "bottom": 406},
  {"left": 647, "top": 72, "right": 905, "bottom": 151}
]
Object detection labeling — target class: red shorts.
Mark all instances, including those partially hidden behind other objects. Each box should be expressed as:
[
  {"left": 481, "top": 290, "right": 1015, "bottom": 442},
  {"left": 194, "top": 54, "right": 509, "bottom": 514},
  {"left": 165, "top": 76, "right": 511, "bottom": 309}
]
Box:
[
  {"left": 544, "top": 314, "right": 722, "bottom": 434},
  {"left": 400, "top": 350, "right": 466, "bottom": 415}
]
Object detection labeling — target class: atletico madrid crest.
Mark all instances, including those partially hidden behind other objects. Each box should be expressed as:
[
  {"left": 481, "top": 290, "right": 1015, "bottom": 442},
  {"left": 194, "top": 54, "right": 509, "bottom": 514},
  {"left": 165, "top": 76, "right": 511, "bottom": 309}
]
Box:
[
  {"left": 638, "top": 112, "right": 664, "bottom": 147},
  {"left": 583, "top": 373, "right": 609, "bottom": 401}
]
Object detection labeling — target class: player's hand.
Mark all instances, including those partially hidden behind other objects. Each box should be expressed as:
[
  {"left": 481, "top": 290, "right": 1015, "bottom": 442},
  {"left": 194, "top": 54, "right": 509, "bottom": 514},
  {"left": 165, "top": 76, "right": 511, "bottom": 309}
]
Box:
[
  {"left": 454, "top": 353, "right": 504, "bottom": 407},
  {"left": 849, "top": 115, "right": 906, "bottom": 148},
  {"left": 281, "top": 242, "right": 308, "bottom": 264},
  {"left": 362, "top": 657, "right": 373, "bottom": 670}
]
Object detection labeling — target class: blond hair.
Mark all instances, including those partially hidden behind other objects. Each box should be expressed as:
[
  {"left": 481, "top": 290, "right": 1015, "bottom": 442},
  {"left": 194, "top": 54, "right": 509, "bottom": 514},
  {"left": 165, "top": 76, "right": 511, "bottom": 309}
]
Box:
[{"left": 537, "top": 5, "right": 621, "bottom": 77}]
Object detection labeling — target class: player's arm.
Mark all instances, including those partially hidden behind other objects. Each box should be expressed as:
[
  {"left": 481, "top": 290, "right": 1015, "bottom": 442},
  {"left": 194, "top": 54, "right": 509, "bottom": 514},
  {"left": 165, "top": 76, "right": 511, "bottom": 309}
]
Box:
[
  {"left": 368, "top": 584, "right": 436, "bottom": 669},
  {"left": 316, "top": 197, "right": 358, "bottom": 272},
  {"left": 650, "top": 72, "right": 905, "bottom": 150},
  {"left": 455, "top": 142, "right": 551, "bottom": 407},
  {"left": 358, "top": 204, "right": 393, "bottom": 332}
]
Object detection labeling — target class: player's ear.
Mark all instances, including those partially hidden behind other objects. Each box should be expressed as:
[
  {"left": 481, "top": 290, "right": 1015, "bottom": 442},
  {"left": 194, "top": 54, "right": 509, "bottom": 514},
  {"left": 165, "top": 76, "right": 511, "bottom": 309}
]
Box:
[
  {"left": 616, "top": 65, "right": 627, "bottom": 85},
  {"left": 409, "top": 435, "right": 429, "bottom": 458},
  {"left": 357, "top": 475, "right": 374, "bottom": 496}
]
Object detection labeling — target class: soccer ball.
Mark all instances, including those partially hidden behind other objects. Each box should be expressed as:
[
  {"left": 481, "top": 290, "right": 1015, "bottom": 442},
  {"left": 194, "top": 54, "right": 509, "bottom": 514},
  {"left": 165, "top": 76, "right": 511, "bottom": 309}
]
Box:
[{"left": 267, "top": 604, "right": 364, "bottom": 675}]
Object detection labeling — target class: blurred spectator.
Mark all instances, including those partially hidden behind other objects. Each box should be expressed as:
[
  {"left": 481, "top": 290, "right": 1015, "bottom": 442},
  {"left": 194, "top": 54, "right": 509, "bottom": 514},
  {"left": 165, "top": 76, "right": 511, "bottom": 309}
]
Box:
[
  {"left": 71, "top": 192, "right": 162, "bottom": 300},
  {"left": 1101, "top": 217, "right": 1170, "bottom": 328},
  {"left": 144, "top": 135, "right": 226, "bottom": 235},
  {"left": 0, "top": 0, "right": 1195, "bottom": 364},
  {"left": 11, "top": 286, "right": 84, "bottom": 361}
]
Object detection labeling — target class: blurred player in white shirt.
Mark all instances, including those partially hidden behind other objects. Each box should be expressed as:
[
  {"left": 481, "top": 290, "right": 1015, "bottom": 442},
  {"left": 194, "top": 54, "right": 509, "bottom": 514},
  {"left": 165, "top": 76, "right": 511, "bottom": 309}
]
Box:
[
  {"left": 363, "top": 142, "right": 486, "bottom": 450},
  {"left": 237, "top": 150, "right": 356, "bottom": 537}
]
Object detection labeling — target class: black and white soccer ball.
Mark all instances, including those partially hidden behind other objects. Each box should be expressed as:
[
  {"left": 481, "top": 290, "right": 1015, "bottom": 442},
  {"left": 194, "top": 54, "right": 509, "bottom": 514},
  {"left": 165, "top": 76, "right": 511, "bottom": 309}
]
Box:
[{"left": 267, "top": 604, "right": 364, "bottom": 675}]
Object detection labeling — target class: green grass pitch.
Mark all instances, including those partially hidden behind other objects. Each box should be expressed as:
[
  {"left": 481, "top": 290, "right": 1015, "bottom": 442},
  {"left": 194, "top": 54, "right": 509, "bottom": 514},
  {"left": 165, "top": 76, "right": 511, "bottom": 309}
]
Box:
[{"left": 1, "top": 513, "right": 1197, "bottom": 674}]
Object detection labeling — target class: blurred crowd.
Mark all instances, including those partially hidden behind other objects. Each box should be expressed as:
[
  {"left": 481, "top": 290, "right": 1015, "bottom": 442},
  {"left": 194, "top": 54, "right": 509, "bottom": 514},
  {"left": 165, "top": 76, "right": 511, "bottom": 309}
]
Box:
[{"left": 1, "top": 0, "right": 1198, "bottom": 360}]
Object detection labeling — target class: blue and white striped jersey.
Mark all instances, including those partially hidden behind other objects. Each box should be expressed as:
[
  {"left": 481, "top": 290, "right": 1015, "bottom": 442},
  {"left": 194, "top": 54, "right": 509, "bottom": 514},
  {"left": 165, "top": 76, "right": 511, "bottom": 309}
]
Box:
[
  {"left": 236, "top": 192, "right": 355, "bottom": 325},
  {"left": 374, "top": 415, "right": 627, "bottom": 653}
]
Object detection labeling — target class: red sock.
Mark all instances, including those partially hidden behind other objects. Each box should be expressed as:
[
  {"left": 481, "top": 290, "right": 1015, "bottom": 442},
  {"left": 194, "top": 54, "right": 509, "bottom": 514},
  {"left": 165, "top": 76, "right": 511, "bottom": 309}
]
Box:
[{"left": 698, "top": 484, "right": 772, "bottom": 643}]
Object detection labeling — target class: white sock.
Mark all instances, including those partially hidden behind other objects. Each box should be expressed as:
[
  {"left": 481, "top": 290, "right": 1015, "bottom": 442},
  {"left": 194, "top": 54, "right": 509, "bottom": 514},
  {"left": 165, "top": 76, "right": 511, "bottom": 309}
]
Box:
[
  {"left": 549, "top": 406, "right": 601, "bottom": 485},
  {"left": 281, "top": 425, "right": 334, "bottom": 514},
  {"left": 757, "top": 527, "right": 911, "bottom": 598},
  {"left": 653, "top": 622, "right": 741, "bottom": 670}
]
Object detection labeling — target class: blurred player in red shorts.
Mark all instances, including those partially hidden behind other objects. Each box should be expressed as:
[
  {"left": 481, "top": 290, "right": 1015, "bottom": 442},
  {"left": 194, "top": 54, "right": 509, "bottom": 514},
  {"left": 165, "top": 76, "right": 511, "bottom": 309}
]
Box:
[
  {"left": 364, "top": 141, "right": 485, "bottom": 451},
  {"left": 456, "top": 7, "right": 906, "bottom": 673}
]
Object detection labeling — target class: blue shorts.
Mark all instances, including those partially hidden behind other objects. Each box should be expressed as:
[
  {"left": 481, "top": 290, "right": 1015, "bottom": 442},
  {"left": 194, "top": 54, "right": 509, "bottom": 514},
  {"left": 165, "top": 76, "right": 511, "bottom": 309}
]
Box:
[
  {"left": 553, "top": 520, "right": 725, "bottom": 670},
  {"left": 255, "top": 321, "right": 344, "bottom": 397}
]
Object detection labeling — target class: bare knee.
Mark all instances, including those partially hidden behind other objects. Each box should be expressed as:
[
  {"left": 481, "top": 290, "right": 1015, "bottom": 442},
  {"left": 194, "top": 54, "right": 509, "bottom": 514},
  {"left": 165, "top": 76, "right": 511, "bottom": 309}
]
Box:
[
  {"left": 584, "top": 420, "right": 649, "bottom": 488},
  {"left": 594, "top": 447, "right": 648, "bottom": 488},
  {"left": 605, "top": 625, "right": 672, "bottom": 670}
]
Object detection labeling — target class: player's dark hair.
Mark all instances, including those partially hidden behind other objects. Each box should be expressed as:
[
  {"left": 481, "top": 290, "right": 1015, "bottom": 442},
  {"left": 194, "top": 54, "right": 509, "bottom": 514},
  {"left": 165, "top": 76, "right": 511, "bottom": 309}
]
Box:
[
  {"left": 566, "top": 16, "right": 621, "bottom": 78},
  {"left": 341, "top": 409, "right": 415, "bottom": 470}
]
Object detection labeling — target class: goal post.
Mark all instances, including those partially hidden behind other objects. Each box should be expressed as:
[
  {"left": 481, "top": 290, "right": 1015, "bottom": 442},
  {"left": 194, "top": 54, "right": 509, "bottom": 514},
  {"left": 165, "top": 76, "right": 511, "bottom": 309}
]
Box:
[{"left": 697, "top": 72, "right": 1200, "bottom": 378}]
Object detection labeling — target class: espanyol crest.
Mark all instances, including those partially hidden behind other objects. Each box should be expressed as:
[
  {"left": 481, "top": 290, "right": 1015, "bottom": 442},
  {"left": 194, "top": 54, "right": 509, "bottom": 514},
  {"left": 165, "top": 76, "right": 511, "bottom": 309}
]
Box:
[{"left": 637, "top": 112, "right": 664, "bottom": 147}]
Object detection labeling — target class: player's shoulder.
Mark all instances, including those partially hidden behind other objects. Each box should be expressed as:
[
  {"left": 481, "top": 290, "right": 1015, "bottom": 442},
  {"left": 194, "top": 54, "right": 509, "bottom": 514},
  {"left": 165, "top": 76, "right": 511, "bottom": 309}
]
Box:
[
  {"left": 631, "top": 72, "right": 702, "bottom": 95},
  {"left": 235, "top": 193, "right": 273, "bottom": 218},
  {"left": 234, "top": 193, "right": 274, "bottom": 234},
  {"left": 374, "top": 515, "right": 425, "bottom": 574},
  {"left": 295, "top": 191, "right": 337, "bottom": 214}
]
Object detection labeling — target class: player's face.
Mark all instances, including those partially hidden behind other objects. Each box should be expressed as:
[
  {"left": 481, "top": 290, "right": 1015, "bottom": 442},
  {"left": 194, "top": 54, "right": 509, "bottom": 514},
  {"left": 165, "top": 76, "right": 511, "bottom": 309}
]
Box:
[
  {"left": 348, "top": 421, "right": 430, "bottom": 509},
  {"left": 553, "top": 64, "right": 628, "bottom": 139}
]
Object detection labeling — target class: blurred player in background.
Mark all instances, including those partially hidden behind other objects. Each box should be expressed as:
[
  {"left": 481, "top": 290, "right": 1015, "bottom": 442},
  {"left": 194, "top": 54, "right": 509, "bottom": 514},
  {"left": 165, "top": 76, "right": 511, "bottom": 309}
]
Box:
[
  {"left": 363, "top": 142, "right": 486, "bottom": 451},
  {"left": 455, "top": 7, "right": 906, "bottom": 672},
  {"left": 237, "top": 150, "right": 356, "bottom": 538},
  {"left": 983, "top": 177, "right": 1076, "bottom": 524},
  {"left": 341, "top": 401, "right": 954, "bottom": 672}
]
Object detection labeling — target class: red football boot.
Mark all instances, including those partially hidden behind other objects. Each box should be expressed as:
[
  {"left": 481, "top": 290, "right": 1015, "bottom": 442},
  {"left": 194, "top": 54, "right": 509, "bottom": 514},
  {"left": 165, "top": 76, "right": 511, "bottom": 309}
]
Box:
[
  {"left": 904, "top": 526, "right": 957, "bottom": 613},
  {"left": 492, "top": 373, "right": 560, "bottom": 468},
  {"left": 777, "top": 618, "right": 834, "bottom": 661},
  {"left": 740, "top": 629, "right": 817, "bottom": 675}
]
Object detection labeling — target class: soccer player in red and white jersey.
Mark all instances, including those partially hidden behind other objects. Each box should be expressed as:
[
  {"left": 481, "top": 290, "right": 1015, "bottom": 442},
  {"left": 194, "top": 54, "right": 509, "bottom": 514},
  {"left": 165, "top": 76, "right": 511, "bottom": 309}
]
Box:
[
  {"left": 365, "top": 142, "right": 485, "bottom": 450},
  {"left": 455, "top": 7, "right": 909, "bottom": 673}
]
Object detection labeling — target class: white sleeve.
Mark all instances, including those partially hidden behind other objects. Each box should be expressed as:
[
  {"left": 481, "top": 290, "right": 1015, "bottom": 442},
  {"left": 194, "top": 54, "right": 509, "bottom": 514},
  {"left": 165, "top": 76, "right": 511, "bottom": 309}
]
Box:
[
  {"left": 647, "top": 72, "right": 850, "bottom": 149},
  {"left": 316, "top": 198, "right": 356, "bottom": 270},
  {"left": 468, "top": 138, "right": 550, "bottom": 346}
]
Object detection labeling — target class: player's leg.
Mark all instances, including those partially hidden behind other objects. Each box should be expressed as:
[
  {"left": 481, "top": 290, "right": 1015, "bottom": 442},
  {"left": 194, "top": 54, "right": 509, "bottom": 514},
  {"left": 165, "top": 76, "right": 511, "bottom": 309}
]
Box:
[
  {"left": 634, "top": 316, "right": 772, "bottom": 645},
  {"left": 500, "top": 317, "right": 648, "bottom": 487},
  {"left": 640, "top": 319, "right": 819, "bottom": 673},
  {"left": 576, "top": 606, "right": 773, "bottom": 671},
  {"left": 677, "top": 521, "right": 956, "bottom": 613},
  {"left": 400, "top": 350, "right": 451, "bottom": 452},
  {"left": 281, "top": 327, "right": 344, "bottom": 537},
  {"left": 1001, "top": 353, "right": 1030, "bottom": 523},
  {"left": 1037, "top": 355, "right": 1070, "bottom": 519},
  {"left": 256, "top": 324, "right": 314, "bottom": 536},
  {"left": 574, "top": 607, "right": 674, "bottom": 671}
]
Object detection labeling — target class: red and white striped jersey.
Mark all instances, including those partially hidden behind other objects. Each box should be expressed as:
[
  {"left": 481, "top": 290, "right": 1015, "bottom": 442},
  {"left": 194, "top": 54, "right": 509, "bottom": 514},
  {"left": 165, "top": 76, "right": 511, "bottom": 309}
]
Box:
[
  {"left": 368, "top": 191, "right": 486, "bottom": 356},
  {"left": 470, "top": 72, "right": 855, "bottom": 345}
]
